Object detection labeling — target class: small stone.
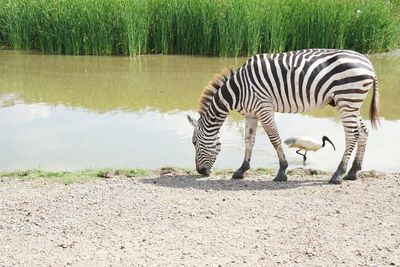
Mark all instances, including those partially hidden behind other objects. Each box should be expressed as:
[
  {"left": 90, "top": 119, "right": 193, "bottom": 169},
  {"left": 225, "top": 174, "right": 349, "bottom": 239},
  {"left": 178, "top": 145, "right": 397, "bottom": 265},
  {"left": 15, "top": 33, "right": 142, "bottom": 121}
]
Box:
[
  {"left": 58, "top": 244, "right": 68, "bottom": 249},
  {"left": 101, "top": 172, "right": 114, "bottom": 179}
]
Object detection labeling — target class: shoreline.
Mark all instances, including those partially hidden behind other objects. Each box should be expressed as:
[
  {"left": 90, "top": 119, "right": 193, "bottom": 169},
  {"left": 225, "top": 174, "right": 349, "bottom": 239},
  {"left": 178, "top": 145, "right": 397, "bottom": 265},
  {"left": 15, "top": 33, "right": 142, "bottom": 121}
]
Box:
[
  {"left": 1, "top": 46, "right": 400, "bottom": 57},
  {"left": 0, "top": 167, "right": 393, "bottom": 184}
]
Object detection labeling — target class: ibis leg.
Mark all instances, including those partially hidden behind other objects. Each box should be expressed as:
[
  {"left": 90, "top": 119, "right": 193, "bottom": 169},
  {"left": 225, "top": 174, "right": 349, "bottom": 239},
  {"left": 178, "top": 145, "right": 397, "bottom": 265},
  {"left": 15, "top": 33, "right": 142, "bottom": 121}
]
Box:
[
  {"left": 232, "top": 115, "right": 258, "bottom": 179},
  {"left": 295, "top": 149, "right": 307, "bottom": 166}
]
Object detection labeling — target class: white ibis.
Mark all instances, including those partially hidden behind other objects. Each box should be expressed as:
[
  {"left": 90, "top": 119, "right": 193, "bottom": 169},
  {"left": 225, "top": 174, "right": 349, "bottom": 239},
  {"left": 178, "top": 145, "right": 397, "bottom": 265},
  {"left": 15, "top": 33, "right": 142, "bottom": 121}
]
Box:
[{"left": 284, "top": 136, "right": 336, "bottom": 166}]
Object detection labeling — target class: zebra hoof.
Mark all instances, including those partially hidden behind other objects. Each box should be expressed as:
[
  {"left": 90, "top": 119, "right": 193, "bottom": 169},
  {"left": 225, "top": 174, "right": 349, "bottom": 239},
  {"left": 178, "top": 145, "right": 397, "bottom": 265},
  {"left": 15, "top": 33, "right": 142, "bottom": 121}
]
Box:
[
  {"left": 343, "top": 173, "right": 357, "bottom": 180},
  {"left": 232, "top": 170, "right": 244, "bottom": 179},
  {"left": 329, "top": 176, "right": 343, "bottom": 184},
  {"left": 273, "top": 173, "right": 288, "bottom": 182}
]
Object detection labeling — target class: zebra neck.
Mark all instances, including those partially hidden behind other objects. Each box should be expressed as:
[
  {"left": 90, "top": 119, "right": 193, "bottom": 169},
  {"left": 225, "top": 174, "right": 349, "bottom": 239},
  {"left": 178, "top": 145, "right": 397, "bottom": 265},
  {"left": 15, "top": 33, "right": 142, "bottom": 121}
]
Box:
[
  {"left": 199, "top": 110, "right": 228, "bottom": 136},
  {"left": 199, "top": 77, "right": 235, "bottom": 134}
]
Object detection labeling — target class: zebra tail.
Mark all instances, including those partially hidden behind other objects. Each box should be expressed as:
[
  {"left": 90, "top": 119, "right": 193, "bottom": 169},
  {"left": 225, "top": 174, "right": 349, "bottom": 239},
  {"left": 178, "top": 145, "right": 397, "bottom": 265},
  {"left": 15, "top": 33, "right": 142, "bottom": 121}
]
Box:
[{"left": 369, "top": 75, "right": 380, "bottom": 129}]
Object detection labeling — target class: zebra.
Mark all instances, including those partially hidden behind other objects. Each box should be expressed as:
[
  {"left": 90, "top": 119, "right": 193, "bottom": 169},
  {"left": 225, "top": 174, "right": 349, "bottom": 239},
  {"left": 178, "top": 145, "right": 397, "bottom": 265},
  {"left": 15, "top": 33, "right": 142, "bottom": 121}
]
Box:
[{"left": 187, "top": 49, "right": 379, "bottom": 184}]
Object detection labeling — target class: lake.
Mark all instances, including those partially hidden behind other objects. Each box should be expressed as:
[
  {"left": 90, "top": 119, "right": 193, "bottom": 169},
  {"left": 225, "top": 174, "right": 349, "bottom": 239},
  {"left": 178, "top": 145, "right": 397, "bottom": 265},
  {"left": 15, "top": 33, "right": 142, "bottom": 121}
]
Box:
[{"left": 0, "top": 50, "right": 399, "bottom": 172}]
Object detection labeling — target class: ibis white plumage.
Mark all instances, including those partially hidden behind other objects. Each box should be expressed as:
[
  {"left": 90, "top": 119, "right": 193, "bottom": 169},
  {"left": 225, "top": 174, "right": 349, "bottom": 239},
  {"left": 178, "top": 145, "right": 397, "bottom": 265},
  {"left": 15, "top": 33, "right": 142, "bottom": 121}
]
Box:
[{"left": 284, "top": 136, "right": 336, "bottom": 166}]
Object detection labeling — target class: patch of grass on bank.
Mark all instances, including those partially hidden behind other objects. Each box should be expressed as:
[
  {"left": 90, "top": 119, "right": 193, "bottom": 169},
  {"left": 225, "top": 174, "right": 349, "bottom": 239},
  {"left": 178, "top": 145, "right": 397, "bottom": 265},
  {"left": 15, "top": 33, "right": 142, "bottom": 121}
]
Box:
[
  {"left": 0, "top": 167, "right": 340, "bottom": 184},
  {"left": 0, "top": 168, "right": 198, "bottom": 184},
  {"left": 0, "top": 168, "right": 151, "bottom": 184},
  {"left": 0, "top": 0, "right": 398, "bottom": 56},
  {"left": 0, "top": 169, "right": 95, "bottom": 184}
]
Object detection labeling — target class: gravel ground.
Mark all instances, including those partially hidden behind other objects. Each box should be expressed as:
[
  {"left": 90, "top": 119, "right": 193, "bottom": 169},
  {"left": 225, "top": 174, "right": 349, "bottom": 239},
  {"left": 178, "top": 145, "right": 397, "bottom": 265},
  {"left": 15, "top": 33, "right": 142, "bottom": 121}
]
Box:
[{"left": 1, "top": 171, "right": 399, "bottom": 266}]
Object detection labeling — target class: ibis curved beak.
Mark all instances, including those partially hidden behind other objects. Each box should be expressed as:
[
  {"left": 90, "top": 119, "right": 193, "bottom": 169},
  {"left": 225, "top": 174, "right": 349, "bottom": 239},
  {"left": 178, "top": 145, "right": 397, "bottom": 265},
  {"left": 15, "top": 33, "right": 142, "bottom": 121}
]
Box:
[{"left": 322, "top": 136, "right": 336, "bottom": 151}]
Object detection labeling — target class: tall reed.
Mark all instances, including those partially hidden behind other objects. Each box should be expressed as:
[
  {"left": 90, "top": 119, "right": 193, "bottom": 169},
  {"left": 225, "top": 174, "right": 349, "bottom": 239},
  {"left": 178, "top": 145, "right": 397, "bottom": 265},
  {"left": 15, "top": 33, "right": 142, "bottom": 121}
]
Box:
[
  {"left": 0, "top": 0, "right": 398, "bottom": 56},
  {"left": 122, "top": 0, "right": 151, "bottom": 55}
]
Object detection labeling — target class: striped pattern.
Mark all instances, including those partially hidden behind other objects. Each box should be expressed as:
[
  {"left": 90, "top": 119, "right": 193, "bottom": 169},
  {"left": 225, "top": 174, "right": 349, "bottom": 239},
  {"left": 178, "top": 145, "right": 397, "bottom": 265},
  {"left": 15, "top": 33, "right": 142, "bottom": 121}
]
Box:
[{"left": 190, "top": 49, "right": 379, "bottom": 183}]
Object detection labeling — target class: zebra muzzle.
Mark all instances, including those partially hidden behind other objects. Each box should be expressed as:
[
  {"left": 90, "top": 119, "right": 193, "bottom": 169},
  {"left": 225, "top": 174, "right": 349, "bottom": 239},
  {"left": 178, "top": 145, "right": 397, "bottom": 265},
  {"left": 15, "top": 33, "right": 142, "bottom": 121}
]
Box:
[{"left": 197, "top": 167, "right": 211, "bottom": 176}]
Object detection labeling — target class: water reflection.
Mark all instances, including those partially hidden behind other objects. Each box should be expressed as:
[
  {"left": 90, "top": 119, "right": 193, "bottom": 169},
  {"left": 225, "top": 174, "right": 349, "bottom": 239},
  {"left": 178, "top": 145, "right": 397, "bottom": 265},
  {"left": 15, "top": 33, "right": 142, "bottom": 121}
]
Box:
[
  {"left": 0, "top": 51, "right": 242, "bottom": 112},
  {"left": 1, "top": 50, "right": 399, "bottom": 119},
  {"left": 0, "top": 103, "right": 398, "bottom": 172},
  {"left": 0, "top": 51, "right": 399, "bottom": 171}
]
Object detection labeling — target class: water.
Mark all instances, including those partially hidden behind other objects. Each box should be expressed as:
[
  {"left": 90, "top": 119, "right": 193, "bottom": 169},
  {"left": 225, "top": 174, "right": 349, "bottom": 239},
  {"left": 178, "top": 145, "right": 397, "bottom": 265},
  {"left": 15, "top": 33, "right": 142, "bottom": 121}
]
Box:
[{"left": 0, "top": 50, "right": 399, "bottom": 172}]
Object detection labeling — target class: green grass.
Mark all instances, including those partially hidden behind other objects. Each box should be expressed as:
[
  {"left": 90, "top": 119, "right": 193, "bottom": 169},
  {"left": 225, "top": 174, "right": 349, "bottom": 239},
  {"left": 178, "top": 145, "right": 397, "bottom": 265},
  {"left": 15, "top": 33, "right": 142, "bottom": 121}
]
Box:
[
  {"left": 0, "top": 0, "right": 398, "bottom": 56},
  {"left": 0, "top": 169, "right": 97, "bottom": 184},
  {"left": 0, "top": 167, "right": 340, "bottom": 184},
  {"left": 0, "top": 168, "right": 151, "bottom": 184}
]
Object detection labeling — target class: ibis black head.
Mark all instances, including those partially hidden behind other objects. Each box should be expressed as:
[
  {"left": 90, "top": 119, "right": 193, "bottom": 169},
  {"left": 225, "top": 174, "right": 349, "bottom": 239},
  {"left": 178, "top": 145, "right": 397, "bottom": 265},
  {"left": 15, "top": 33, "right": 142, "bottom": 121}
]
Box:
[{"left": 322, "top": 136, "right": 336, "bottom": 151}]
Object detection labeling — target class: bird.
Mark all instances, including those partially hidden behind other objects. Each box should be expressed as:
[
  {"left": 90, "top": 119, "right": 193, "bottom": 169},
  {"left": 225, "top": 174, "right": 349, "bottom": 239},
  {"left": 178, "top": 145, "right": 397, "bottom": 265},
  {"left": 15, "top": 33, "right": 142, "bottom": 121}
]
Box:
[{"left": 284, "top": 136, "right": 336, "bottom": 166}]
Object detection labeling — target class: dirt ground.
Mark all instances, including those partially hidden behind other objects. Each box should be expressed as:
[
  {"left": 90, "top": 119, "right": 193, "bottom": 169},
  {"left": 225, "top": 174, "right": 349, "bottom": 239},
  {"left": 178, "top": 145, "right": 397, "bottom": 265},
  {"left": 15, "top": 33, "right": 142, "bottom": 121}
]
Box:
[{"left": 1, "top": 170, "right": 399, "bottom": 266}]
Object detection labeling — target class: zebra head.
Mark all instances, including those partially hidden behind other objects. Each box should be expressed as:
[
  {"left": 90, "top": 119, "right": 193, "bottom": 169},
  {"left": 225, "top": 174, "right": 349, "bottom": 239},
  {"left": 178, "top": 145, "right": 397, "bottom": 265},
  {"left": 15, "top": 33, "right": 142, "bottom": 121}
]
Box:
[{"left": 187, "top": 115, "right": 221, "bottom": 176}]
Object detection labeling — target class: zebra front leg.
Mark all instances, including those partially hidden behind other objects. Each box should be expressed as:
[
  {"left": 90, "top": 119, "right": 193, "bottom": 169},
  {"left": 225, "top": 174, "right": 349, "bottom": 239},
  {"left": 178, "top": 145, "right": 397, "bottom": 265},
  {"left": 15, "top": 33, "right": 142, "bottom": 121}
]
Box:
[
  {"left": 232, "top": 115, "right": 258, "bottom": 179},
  {"left": 258, "top": 105, "right": 288, "bottom": 182},
  {"left": 329, "top": 112, "right": 360, "bottom": 184},
  {"left": 344, "top": 119, "right": 368, "bottom": 180}
]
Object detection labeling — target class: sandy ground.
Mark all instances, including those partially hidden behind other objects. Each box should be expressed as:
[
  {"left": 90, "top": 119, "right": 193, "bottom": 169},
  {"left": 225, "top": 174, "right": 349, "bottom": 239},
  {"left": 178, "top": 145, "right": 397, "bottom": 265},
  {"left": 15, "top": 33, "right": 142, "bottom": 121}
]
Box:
[{"left": 0, "top": 170, "right": 399, "bottom": 266}]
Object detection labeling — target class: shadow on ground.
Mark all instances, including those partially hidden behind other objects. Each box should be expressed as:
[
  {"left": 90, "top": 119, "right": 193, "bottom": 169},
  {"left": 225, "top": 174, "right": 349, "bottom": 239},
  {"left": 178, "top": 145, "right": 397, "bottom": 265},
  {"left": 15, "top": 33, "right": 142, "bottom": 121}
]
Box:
[{"left": 141, "top": 175, "right": 330, "bottom": 191}]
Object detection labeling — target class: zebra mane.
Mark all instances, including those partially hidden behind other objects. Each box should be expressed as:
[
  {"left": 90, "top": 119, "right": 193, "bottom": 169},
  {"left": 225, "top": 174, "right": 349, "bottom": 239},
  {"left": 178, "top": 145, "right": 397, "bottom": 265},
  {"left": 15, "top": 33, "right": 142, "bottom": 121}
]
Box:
[{"left": 199, "top": 68, "right": 235, "bottom": 114}]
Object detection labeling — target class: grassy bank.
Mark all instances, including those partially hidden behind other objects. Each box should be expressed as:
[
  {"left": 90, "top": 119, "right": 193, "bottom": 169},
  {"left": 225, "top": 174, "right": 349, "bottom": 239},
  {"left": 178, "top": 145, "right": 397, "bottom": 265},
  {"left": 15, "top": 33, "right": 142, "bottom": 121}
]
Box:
[
  {"left": 0, "top": 167, "right": 386, "bottom": 185},
  {"left": 0, "top": 168, "right": 152, "bottom": 184},
  {"left": 0, "top": 167, "right": 365, "bottom": 184},
  {"left": 0, "top": 0, "right": 399, "bottom": 56}
]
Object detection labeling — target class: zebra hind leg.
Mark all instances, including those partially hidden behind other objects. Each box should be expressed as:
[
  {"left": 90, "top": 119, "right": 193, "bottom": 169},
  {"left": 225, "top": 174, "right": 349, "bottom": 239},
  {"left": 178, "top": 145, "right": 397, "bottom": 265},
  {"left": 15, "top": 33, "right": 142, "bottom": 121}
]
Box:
[
  {"left": 329, "top": 111, "right": 360, "bottom": 184},
  {"left": 232, "top": 115, "right": 258, "bottom": 179},
  {"left": 257, "top": 105, "right": 288, "bottom": 182},
  {"left": 343, "top": 118, "right": 368, "bottom": 180}
]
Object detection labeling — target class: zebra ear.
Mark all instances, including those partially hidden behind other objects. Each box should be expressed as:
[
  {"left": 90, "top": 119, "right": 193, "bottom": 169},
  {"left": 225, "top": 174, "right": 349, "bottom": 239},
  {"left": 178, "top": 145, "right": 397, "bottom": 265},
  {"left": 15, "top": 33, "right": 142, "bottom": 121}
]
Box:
[{"left": 187, "top": 115, "right": 198, "bottom": 128}]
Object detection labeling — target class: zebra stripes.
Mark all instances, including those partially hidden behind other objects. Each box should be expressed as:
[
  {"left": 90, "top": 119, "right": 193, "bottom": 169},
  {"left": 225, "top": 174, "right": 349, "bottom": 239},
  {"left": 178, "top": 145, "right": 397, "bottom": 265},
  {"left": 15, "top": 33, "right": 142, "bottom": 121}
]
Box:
[{"left": 188, "top": 49, "right": 379, "bottom": 184}]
